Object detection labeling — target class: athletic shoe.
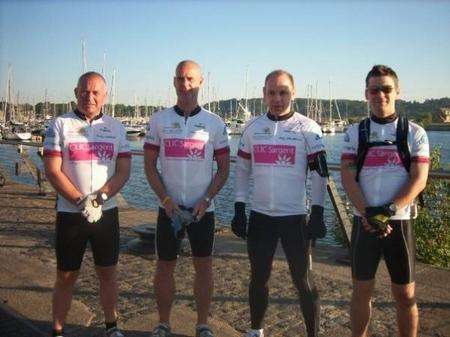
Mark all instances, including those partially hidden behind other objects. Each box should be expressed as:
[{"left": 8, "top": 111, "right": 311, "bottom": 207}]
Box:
[
  {"left": 244, "top": 329, "right": 264, "bottom": 337},
  {"left": 105, "top": 327, "right": 124, "bottom": 337},
  {"left": 196, "top": 325, "right": 214, "bottom": 337},
  {"left": 151, "top": 323, "right": 172, "bottom": 337}
]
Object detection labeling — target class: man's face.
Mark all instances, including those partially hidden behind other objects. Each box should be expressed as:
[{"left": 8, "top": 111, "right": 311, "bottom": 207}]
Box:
[
  {"left": 365, "top": 75, "right": 399, "bottom": 117},
  {"left": 75, "top": 75, "right": 107, "bottom": 117},
  {"left": 263, "top": 74, "right": 295, "bottom": 116},
  {"left": 173, "top": 63, "right": 203, "bottom": 102}
]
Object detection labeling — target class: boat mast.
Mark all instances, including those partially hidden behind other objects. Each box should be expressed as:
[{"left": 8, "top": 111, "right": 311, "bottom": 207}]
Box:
[
  {"left": 81, "top": 39, "right": 87, "bottom": 73},
  {"left": 111, "top": 69, "right": 116, "bottom": 117}
]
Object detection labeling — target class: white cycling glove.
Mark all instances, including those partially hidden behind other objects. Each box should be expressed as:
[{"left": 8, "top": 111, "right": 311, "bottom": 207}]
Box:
[{"left": 79, "top": 194, "right": 103, "bottom": 223}]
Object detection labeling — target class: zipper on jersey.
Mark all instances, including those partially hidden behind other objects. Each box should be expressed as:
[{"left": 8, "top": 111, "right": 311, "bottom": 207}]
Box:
[
  {"left": 270, "top": 121, "right": 279, "bottom": 211},
  {"left": 181, "top": 117, "right": 189, "bottom": 206}
]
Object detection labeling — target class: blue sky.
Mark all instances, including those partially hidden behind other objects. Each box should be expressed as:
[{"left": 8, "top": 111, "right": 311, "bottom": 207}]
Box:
[{"left": 1, "top": 0, "right": 449, "bottom": 105}]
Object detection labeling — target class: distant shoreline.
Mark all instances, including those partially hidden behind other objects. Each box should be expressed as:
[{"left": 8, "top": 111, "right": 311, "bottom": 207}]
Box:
[{"left": 425, "top": 124, "right": 450, "bottom": 131}]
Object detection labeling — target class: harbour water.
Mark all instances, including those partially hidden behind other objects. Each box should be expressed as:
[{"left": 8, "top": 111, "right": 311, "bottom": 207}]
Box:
[{"left": 1, "top": 131, "right": 449, "bottom": 246}]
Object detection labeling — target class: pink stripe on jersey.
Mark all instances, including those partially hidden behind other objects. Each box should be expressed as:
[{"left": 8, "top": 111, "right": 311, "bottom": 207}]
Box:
[
  {"left": 144, "top": 143, "right": 160, "bottom": 152},
  {"left": 43, "top": 150, "right": 62, "bottom": 157},
  {"left": 118, "top": 152, "right": 132, "bottom": 158},
  {"left": 341, "top": 153, "right": 357, "bottom": 161},
  {"left": 412, "top": 156, "right": 430, "bottom": 163},
  {"left": 253, "top": 144, "right": 296, "bottom": 165},
  {"left": 364, "top": 148, "right": 403, "bottom": 167},
  {"left": 214, "top": 146, "right": 230, "bottom": 156},
  {"left": 164, "top": 138, "right": 206, "bottom": 159},
  {"left": 238, "top": 149, "right": 251, "bottom": 160},
  {"left": 68, "top": 142, "right": 114, "bottom": 161}
]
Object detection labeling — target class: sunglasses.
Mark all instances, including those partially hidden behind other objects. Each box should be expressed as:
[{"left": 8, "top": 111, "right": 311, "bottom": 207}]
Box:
[{"left": 367, "top": 85, "right": 395, "bottom": 95}]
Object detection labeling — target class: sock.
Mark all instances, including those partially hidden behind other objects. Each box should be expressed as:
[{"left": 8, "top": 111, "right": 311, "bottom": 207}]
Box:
[
  {"left": 105, "top": 320, "right": 117, "bottom": 331},
  {"left": 196, "top": 324, "right": 210, "bottom": 331},
  {"left": 52, "top": 328, "right": 64, "bottom": 337},
  {"left": 249, "top": 328, "right": 264, "bottom": 336}
]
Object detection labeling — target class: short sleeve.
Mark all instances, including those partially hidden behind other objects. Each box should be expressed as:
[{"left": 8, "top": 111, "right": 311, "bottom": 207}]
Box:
[
  {"left": 43, "top": 118, "right": 62, "bottom": 157},
  {"left": 237, "top": 126, "right": 252, "bottom": 160},
  {"left": 410, "top": 125, "right": 430, "bottom": 163},
  {"left": 117, "top": 122, "right": 131, "bottom": 158},
  {"left": 213, "top": 120, "right": 230, "bottom": 156},
  {"left": 143, "top": 114, "right": 161, "bottom": 152},
  {"left": 303, "top": 121, "right": 326, "bottom": 156},
  {"left": 341, "top": 124, "right": 358, "bottom": 161}
]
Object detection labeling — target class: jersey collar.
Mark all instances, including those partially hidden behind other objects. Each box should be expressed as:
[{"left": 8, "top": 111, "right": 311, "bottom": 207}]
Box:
[
  {"left": 370, "top": 112, "right": 397, "bottom": 124},
  {"left": 267, "top": 110, "right": 294, "bottom": 121},
  {"left": 174, "top": 105, "right": 201, "bottom": 118},
  {"left": 74, "top": 109, "right": 103, "bottom": 121}
]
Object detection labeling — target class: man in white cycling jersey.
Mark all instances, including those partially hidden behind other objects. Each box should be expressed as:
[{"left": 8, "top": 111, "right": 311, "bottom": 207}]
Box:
[
  {"left": 44, "top": 72, "right": 131, "bottom": 337},
  {"left": 341, "top": 65, "right": 429, "bottom": 337},
  {"left": 144, "top": 60, "right": 230, "bottom": 337},
  {"left": 232, "top": 70, "right": 328, "bottom": 337}
]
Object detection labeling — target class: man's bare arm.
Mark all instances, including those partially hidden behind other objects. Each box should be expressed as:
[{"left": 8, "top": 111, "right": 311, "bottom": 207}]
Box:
[
  {"left": 98, "top": 156, "right": 131, "bottom": 198},
  {"left": 340, "top": 158, "right": 368, "bottom": 215},
  {"left": 393, "top": 162, "right": 429, "bottom": 208},
  {"left": 44, "top": 156, "right": 83, "bottom": 205}
]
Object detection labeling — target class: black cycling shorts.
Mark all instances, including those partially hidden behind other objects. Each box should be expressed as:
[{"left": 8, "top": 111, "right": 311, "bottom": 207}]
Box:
[
  {"left": 55, "top": 207, "right": 120, "bottom": 271},
  {"left": 156, "top": 207, "right": 215, "bottom": 261},
  {"left": 351, "top": 216, "right": 415, "bottom": 285}
]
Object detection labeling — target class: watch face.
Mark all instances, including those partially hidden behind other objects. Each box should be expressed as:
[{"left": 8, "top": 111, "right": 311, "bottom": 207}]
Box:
[{"left": 101, "top": 193, "right": 108, "bottom": 201}]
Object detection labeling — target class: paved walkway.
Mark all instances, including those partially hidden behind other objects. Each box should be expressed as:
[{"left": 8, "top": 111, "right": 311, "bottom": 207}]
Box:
[{"left": 0, "top": 181, "right": 449, "bottom": 337}]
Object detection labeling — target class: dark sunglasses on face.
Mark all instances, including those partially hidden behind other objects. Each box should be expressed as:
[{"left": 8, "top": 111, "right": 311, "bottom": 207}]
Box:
[{"left": 367, "top": 85, "right": 395, "bottom": 95}]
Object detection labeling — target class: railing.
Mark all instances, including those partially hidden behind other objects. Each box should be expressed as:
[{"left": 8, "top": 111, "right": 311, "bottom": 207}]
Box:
[{"left": 1, "top": 139, "right": 449, "bottom": 249}]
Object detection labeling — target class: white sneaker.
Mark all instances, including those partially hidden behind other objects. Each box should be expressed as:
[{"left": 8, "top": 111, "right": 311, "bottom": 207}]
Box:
[
  {"left": 151, "top": 323, "right": 172, "bottom": 337},
  {"left": 105, "top": 327, "right": 124, "bottom": 337},
  {"left": 244, "top": 329, "right": 264, "bottom": 337}
]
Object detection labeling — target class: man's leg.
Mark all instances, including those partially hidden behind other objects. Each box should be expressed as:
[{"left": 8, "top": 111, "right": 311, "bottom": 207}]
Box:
[
  {"left": 154, "top": 259, "right": 177, "bottom": 324},
  {"left": 391, "top": 282, "right": 418, "bottom": 337},
  {"left": 96, "top": 265, "right": 119, "bottom": 323},
  {"left": 351, "top": 279, "right": 375, "bottom": 337},
  {"left": 247, "top": 212, "right": 278, "bottom": 329},
  {"left": 193, "top": 256, "right": 213, "bottom": 325},
  {"left": 52, "top": 270, "right": 79, "bottom": 331},
  {"left": 280, "top": 216, "right": 319, "bottom": 337}
]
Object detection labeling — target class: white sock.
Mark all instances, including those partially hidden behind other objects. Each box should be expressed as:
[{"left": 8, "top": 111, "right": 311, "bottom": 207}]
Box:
[{"left": 249, "top": 328, "right": 264, "bottom": 336}]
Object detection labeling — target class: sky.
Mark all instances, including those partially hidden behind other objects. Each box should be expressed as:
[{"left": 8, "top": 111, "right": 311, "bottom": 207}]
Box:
[{"left": 0, "top": 0, "right": 449, "bottom": 105}]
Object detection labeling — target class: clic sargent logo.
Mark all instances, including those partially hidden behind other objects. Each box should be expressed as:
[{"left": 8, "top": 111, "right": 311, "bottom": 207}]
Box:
[
  {"left": 68, "top": 142, "right": 114, "bottom": 161},
  {"left": 164, "top": 138, "right": 206, "bottom": 160},
  {"left": 253, "top": 144, "right": 296, "bottom": 166}
]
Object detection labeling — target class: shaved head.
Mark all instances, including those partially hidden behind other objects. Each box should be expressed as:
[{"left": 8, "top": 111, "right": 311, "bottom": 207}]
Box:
[
  {"left": 175, "top": 60, "right": 202, "bottom": 77},
  {"left": 77, "top": 71, "right": 107, "bottom": 89}
]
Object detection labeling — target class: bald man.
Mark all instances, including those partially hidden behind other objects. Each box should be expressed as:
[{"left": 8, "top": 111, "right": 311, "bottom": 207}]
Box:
[{"left": 144, "top": 61, "right": 230, "bottom": 337}]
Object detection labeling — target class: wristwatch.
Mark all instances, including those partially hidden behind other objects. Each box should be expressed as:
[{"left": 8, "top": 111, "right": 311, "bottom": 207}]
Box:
[
  {"left": 97, "top": 192, "right": 108, "bottom": 205},
  {"left": 388, "top": 202, "right": 397, "bottom": 215},
  {"left": 204, "top": 196, "right": 211, "bottom": 206}
]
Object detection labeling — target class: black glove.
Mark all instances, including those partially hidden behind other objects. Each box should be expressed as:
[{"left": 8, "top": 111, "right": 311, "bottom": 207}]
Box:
[
  {"left": 365, "top": 204, "right": 394, "bottom": 231},
  {"left": 307, "top": 205, "right": 326, "bottom": 239},
  {"left": 231, "top": 202, "right": 247, "bottom": 240}
]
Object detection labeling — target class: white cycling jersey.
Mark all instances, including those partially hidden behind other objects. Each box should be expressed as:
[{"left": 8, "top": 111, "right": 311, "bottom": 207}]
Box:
[
  {"left": 235, "top": 112, "right": 327, "bottom": 217},
  {"left": 341, "top": 117, "right": 430, "bottom": 220},
  {"left": 43, "top": 110, "right": 131, "bottom": 212},
  {"left": 144, "top": 106, "right": 229, "bottom": 210}
]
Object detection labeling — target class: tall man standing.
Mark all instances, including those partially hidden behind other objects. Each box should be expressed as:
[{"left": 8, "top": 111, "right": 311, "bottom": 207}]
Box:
[
  {"left": 44, "top": 72, "right": 131, "bottom": 337},
  {"left": 232, "top": 70, "right": 328, "bottom": 337},
  {"left": 341, "top": 65, "right": 430, "bottom": 337},
  {"left": 144, "top": 60, "right": 230, "bottom": 337}
]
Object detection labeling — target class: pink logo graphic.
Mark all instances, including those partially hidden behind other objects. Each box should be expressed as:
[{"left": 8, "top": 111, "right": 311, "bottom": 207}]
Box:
[
  {"left": 365, "top": 148, "right": 402, "bottom": 167},
  {"left": 68, "top": 142, "right": 114, "bottom": 161},
  {"left": 164, "top": 138, "right": 206, "bottom": 160},
  {"left": 253, "top": 144, "right": 296, "bottom": 165}
]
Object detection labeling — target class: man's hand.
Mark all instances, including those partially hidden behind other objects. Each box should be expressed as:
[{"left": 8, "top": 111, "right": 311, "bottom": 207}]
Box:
[
  {"left": 231, "top": 202, "right": 247, "bottom": 240},
  {"left": 163, "top": 197, "right": 180, "bottom": 218},
  {"left": 79, "top": 194, "right": 103, "bottom": 223},
  {"left": 361, "top": 216, "right": 393, "bottom": 238},
  {"left": 192, "top": 198, "right": 210, "bottom": 221},
  {"left": 365, "top": 204, "right": 394, "bottom": 231},
  {"left": 307, "top": 205, "right": 327, "bottom": 239}
]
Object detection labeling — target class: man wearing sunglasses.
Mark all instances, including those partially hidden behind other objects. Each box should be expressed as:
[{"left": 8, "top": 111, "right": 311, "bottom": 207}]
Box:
[{"left": 340, "top": 65, "right": 430, "bottom": 337}]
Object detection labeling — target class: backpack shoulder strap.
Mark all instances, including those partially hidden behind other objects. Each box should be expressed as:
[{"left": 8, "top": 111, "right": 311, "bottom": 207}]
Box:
[
  {"left": 396, "top": 114, "right": 411, "bottom": 172},
  {"left": 355, "top": 117, "right": 370, "bottom": 182}
]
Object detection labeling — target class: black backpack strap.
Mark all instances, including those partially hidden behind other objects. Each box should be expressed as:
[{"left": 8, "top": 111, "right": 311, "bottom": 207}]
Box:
[
  {"left": 355, "top": 118, "right": 370, "bottom": 182},
  {"left": 396, "top": 114, "right": 411, "bottom": 173}
]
